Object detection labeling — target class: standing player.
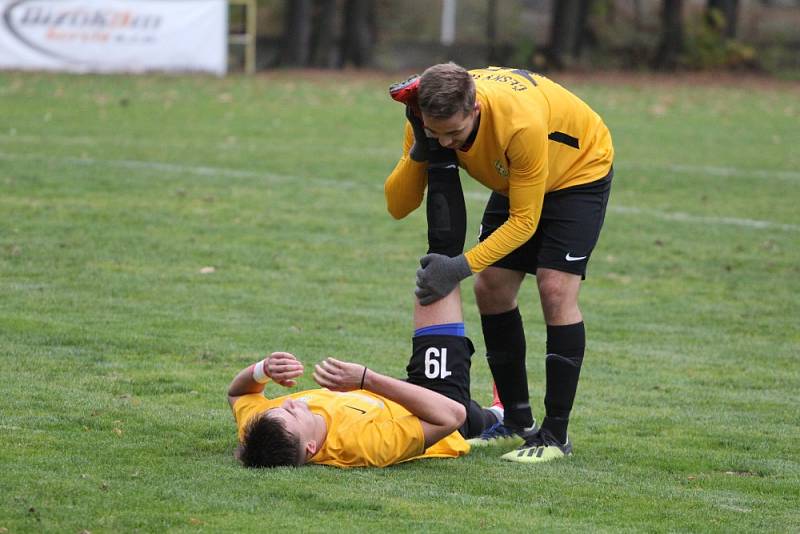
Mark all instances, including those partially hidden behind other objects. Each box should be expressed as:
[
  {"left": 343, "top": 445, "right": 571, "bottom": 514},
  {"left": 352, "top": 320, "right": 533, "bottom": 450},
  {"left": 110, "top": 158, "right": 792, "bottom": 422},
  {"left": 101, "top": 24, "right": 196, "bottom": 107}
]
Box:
[{"left": 385, "top": 63, "right": 614, "bottom": 463}]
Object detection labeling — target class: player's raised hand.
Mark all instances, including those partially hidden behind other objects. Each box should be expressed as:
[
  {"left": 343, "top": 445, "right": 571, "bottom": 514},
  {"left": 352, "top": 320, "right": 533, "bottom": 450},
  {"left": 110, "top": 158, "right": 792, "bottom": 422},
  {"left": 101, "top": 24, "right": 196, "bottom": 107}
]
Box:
[
  {"left": 264, "top": 351, "right": 304, "bottom": 387},
  {"left": 313, "top": 357, "right": 368, "bottom": 392}
]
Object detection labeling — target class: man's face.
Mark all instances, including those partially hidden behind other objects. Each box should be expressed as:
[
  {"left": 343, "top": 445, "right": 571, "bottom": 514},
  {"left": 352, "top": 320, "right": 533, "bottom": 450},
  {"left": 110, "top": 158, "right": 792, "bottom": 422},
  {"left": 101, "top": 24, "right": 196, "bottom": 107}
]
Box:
[
  {"left": 421, "top": 103, "right": 479, "bottom": 150},
  {"left": 264, "top": 397, "right": 317, "bottom": 463}
]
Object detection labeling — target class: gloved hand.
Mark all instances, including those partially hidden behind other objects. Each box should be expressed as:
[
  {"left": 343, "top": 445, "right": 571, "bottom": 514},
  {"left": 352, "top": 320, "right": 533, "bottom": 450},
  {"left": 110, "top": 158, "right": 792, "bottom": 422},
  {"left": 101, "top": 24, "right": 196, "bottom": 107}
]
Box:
[
  {"left": 415, "top": 253, "right": 473, "bottom": 305},
  {"left": 405, "top": 105, "right": 430, "bottom": 162}
]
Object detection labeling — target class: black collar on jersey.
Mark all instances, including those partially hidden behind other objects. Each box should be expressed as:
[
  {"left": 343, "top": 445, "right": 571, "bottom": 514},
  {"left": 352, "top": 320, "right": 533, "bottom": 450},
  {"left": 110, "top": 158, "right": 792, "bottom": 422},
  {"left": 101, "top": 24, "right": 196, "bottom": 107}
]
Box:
[{"left": 459, "top": 112, "right": 481, "bottom": 152}]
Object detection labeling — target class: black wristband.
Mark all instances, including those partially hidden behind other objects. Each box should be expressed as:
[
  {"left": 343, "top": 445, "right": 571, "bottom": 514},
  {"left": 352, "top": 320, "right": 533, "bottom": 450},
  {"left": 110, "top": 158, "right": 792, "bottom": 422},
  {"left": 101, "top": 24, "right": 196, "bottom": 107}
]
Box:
[{"left": 360, "top": 366, "right": 368, "bottom": 390}]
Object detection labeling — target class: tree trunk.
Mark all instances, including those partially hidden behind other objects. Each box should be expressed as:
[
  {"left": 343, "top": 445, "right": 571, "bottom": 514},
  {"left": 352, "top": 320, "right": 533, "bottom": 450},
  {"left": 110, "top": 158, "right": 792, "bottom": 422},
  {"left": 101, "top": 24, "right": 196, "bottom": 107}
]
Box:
[
  {"left": 707, "top": 0, "right": 740, "bottom": 38},
  {"left": 632, "top": 0, "right": 643, "bottom": 31},
  {"left": 652, "top": 0, "right": 684, "bottom": 70},
  {"left": 310, "top": 0, "right": 339, "bottom": 68},
  {"left": 487, "top": 0, "right": 499, "bottom": 64},
  {"left": 281, "top": 0, "right": 313, "bottom": 67},
  {"left": 547, "top": 0, "right": 593, "bottom": 69},
  {"left": 340, "top": 0, "right": 375, "bottom": 68}
]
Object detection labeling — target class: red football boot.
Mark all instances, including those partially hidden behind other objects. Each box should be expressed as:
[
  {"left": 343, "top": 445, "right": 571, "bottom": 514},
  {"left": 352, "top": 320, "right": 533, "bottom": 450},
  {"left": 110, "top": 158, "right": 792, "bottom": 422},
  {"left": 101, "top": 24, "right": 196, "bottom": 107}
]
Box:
[{"left": 389, "top": 74, "right": 421, "bottom": 117}]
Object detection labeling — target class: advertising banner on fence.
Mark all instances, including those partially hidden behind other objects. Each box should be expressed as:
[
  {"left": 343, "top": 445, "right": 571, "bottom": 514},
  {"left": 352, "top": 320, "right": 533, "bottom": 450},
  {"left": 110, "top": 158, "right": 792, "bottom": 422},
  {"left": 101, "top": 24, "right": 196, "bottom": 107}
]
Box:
[{"left": 0, "top": 0, "right": 227, "bottom": 74}]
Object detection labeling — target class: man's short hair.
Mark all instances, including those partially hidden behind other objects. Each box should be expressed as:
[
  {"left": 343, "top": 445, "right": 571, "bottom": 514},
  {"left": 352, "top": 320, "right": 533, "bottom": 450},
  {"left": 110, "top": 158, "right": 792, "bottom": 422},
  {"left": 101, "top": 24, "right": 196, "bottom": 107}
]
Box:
[
  {"left": 239, "top": 412, "right": 300, "bottom": 468},
  {"left": 418, "top": 62, "right": 476, "bottom": 119}
]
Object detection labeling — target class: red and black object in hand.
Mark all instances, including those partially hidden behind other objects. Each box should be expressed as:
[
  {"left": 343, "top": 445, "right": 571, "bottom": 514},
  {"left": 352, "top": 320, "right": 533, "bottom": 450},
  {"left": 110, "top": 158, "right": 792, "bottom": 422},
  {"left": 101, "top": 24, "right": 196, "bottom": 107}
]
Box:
[
  {"left": 390, "top": 74, "right": 430, "bottom": 162},
  {"left": 389, "top": 74, "right": 421, "bottom": 117}
]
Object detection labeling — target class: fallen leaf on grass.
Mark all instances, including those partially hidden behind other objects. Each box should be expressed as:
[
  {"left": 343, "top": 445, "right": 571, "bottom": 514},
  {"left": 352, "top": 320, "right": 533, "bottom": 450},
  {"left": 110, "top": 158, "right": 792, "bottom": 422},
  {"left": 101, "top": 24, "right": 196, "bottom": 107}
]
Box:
[
  {"left": 649, "top": 103, "right": 668, "bottom": 117},
  {"left": 112, "top": 428, "right": 123, "bottom": 437},
  {"left": 605, "top": 273, "right": 632, "bottom": 284},
  {"left": 189, "top": 518, "right": 203, "bottom": 526}
]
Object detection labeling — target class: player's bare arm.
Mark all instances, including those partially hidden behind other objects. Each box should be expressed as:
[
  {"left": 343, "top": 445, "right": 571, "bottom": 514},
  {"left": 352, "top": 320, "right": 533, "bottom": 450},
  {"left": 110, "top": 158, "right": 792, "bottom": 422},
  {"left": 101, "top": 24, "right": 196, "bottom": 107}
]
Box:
[
  {"left": 313, "top": 356, "right": 466, "bottom": 448},
  {"left": 227, "top": 352, "right": 304, "bottom": 408}
]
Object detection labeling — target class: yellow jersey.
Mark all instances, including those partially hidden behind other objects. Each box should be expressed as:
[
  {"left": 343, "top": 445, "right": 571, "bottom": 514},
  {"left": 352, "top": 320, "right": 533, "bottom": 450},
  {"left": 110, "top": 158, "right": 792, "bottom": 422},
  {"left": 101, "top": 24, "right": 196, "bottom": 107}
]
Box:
[
  {"left": 384, "top": 67, "right": 614, "bottom": 272},
  {"left": 233, "top": 388, "right": 469, "bottom": 468}
]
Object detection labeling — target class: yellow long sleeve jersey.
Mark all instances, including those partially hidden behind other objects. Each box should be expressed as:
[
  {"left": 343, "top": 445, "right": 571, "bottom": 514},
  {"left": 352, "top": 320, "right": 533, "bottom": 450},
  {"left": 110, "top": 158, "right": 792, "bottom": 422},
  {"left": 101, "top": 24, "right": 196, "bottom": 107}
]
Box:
[{"left": 384, "top": 67, "right": 614, "bottom": 273}]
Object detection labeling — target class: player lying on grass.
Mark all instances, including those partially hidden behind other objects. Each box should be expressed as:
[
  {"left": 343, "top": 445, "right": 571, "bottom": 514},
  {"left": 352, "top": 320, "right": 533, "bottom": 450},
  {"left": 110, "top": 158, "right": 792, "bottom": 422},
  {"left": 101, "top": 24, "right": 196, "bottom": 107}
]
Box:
[
  {"left": 227, "top": 287, "right": 502, "bottom": 468},
  {"left": 227, "top": 134, "right": 500, "bottom": 468}
]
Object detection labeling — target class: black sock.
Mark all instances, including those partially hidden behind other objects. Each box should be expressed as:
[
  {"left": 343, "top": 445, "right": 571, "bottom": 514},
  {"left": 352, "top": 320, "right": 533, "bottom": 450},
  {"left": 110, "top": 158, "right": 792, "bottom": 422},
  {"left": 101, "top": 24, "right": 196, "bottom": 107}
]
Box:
[
  {"left": 460, "top": 400, "right": 500, "bottom": 439},
  {"left": 481, "top": 308, "right": 533, "bottom": 429},
  {"left": 542, "top": 322, "right": 585, "bottom": 443},
  {"left": 426, "top": 147, "right": 465, "bottom": 258}
]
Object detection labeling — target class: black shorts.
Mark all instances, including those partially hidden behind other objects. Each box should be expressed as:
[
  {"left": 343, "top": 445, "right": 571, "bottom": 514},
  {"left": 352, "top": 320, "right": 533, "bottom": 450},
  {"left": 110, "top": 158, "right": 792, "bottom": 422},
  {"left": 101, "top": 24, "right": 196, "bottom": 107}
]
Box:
[
  {"left": 478, "top": 167, "right": 613, "bottom": 278},
  {"left": 406, "top": 335, "right": 474, "bottom": 408},
  {"left": 406, "top": 335, "right": 491, "bottom": 438}
]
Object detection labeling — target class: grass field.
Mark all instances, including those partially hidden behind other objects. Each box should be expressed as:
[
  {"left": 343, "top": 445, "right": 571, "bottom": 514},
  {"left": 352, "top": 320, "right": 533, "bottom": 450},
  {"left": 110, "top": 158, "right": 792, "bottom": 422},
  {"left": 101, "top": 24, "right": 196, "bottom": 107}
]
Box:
[{"left": 1, "top": 70, "right": 799, "bottom": 533}]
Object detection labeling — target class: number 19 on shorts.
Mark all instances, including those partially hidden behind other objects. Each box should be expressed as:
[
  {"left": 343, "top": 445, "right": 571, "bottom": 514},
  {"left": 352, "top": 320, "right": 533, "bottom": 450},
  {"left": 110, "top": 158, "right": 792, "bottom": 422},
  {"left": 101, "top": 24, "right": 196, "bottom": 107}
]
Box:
[{"left": 424, "top": 347, "right": 452, "bottom": 379}]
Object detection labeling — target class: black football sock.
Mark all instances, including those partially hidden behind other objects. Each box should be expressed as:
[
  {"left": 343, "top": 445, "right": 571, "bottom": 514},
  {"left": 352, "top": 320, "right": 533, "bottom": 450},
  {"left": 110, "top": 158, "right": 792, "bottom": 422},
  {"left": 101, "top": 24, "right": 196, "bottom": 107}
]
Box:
[
  {"left": 481, "top": 308, "right": 534, "bottom": 430},
  {"left": 460, "top": 400, "right": 500, "bottom": 439},
  {"left": 426, "top": 146, "right": 465, "bottom": 258},
  {"left": 542, "top": 322, "right": 585, "bottom": 444}
]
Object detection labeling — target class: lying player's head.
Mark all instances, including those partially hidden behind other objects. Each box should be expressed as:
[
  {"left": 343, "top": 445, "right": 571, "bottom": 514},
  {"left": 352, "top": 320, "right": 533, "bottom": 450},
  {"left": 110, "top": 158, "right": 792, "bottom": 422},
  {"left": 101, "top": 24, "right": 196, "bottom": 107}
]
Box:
[
  {"left": 239, "top": 398, "right": 319, "bottom": 468},
  {"left": 418, "top": 62, "right": 479, "bottom": 150}
]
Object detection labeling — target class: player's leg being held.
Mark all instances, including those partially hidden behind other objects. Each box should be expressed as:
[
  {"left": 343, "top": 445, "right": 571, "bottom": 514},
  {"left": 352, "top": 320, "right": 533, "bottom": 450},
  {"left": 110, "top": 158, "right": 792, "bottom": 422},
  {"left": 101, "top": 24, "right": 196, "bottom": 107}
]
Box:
[
  {"left": 407, "top": 289, "right": 500, "bottom": 438},
  {"left": 411, "top": 138, "right": 498, "bottom": 438},
  {"left": 425, "top": 144, "right": 466, "bottom": 258}
]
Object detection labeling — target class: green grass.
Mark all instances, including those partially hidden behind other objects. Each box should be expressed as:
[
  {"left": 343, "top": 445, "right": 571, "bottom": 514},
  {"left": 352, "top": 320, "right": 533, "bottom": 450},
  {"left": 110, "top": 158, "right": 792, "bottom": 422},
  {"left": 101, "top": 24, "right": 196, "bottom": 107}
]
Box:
[{"left": 1, "top": 71, "right": 798, "bottom": 533}]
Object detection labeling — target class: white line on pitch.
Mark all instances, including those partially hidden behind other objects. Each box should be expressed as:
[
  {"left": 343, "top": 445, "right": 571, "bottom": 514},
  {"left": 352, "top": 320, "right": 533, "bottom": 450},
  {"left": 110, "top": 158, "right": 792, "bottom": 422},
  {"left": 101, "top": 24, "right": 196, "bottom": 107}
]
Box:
[
  {"left": 0, "top": 151, "right": 361, "bottom": 189},
  {"left": 3, "top": 151, "right": 798, "bottom": 233},
  {"left": 464, "top": 192, "right": 798, "bottom": 233},
  {"left": 608, "top": 205, "right": 800, "bottom": 233},
  {"left": 2, "top": 134, "right": 797, "bottom": 178},
  {"left": 617, "top": 161, "right": 800, "bottom": 181},
  {"left": 0, "top": 133, "right": 397, "bottom": 157}
]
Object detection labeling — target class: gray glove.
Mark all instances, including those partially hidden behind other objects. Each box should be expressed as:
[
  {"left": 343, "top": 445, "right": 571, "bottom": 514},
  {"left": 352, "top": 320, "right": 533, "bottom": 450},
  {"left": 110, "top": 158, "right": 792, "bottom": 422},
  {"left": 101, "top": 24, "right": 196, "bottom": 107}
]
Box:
[
  {"left": 406, "top": 106, "right": 429, "bottom": 162},
  {"left": 415, "top": 253, "right": 473, "bottom": 305}
]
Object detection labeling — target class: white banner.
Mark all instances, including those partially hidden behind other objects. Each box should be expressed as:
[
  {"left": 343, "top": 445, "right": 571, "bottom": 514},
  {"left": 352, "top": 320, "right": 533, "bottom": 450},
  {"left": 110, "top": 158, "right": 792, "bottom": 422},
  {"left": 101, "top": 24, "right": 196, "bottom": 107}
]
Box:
[{"left": 0, "top": 0, "right": 227, "bottom": 75}]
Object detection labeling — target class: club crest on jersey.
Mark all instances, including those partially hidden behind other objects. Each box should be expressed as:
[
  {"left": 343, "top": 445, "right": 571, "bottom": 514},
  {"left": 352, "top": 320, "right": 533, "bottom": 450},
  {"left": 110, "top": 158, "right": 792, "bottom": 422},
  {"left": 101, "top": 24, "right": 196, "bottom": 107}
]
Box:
[{"left": 494, "top": 160, "right": 509, "bottom": 177}]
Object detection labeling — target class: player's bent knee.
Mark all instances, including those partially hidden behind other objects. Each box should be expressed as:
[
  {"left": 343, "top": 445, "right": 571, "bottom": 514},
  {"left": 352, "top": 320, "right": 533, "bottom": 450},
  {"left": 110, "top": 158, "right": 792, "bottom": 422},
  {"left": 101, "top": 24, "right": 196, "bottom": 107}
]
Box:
[
  {"left": 453, "top": 403, "right": 467, "bottom": 429},
  {"left": 538, "top": 275, "right": 578, "bottom": 308},
  {"left": 474, "top": 276, "right": 516, "bottom": 311}
]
